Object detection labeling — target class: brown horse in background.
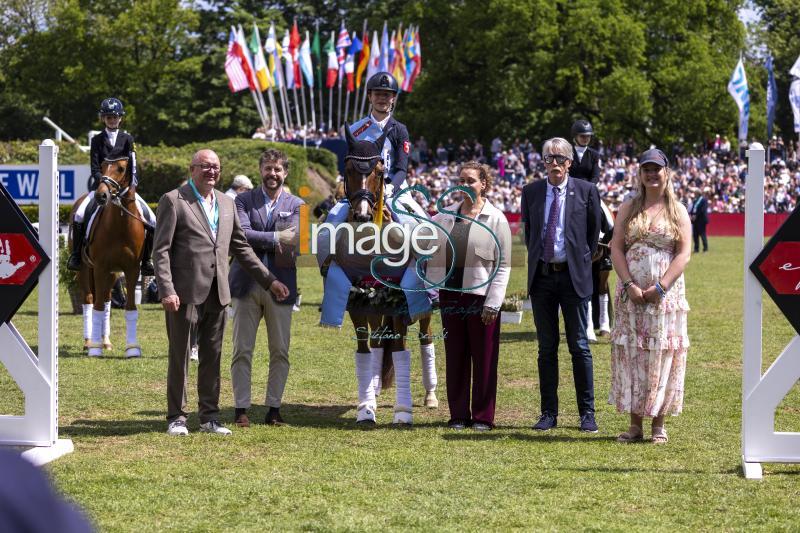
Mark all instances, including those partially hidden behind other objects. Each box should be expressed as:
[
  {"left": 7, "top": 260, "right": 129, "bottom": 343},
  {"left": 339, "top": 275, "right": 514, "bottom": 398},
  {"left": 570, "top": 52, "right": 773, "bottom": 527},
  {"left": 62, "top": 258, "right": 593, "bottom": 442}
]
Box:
[{"left": 70, "top": 158, "right": 146, "bottom": 357}]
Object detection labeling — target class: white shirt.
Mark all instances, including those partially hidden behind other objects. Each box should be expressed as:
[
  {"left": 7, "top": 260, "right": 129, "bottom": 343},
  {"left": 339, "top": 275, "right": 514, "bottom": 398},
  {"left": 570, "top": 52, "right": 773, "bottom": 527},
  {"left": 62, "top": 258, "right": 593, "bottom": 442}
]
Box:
[
  {"left": 542, "top": 178, "right": 568, "bottom": 263},
  {"left": 575, "top": 145, "right": 587, "bottom": 163},
  {"left": 105, "top": 128, "right": 118, "bottom": 146},
  {"left": 369, "top": 112, "right": 391, "bottom": 130}
]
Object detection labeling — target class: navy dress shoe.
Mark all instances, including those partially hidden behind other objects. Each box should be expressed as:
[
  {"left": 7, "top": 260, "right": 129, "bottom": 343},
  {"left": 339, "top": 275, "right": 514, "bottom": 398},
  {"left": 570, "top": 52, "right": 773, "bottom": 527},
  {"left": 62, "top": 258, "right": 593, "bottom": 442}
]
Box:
[
  {"left": 579, "top": 412, "right": 599, "bottom": 433},
  {"left": 532, "top": 413, "right": 558, "bottom": 431}
]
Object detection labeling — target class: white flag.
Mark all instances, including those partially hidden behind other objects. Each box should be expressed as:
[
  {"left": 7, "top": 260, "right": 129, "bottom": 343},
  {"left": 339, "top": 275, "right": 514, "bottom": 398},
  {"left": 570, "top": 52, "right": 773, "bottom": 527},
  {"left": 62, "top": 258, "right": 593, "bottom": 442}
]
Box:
[
  {"left": 727, "top": 57, "right": 750, "bottom": 141},
  {"left": 790, "top": 53, "right": 800, "bottom": 79},
  {"left": 367, "top": 31, "right": 380, "bottom": 80},
  {"left": 790, "top": 79, "right": 800, "bottom": 133}
]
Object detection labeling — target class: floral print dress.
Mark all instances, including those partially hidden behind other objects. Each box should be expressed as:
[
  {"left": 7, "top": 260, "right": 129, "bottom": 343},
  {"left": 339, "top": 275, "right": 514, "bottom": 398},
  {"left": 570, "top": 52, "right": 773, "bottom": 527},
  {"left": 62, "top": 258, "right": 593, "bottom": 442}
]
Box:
[{"left": 609, "top": 220, "right": 689, "bottom": 416}]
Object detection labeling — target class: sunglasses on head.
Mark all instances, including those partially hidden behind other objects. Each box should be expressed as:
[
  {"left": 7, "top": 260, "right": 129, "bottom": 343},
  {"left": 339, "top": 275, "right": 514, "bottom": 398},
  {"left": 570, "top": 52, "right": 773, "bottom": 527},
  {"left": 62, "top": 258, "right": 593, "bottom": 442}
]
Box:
[{"left": 543, "top": 154, "right": 569, "bottom": 165}]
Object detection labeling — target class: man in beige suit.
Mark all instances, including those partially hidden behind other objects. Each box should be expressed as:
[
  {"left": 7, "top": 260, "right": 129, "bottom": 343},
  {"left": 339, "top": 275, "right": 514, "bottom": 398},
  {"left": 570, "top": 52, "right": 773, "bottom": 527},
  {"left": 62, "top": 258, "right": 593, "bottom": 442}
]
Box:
[{"left": 153, "top": 149, "right": 289, "bottom": 436}]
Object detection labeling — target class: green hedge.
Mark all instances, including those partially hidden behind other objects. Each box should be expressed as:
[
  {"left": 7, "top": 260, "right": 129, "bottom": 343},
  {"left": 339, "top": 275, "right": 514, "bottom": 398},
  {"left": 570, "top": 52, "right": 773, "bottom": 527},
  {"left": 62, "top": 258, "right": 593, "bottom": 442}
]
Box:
[{"left": 2, "top": 139, "right": 338, "bottom": 208}]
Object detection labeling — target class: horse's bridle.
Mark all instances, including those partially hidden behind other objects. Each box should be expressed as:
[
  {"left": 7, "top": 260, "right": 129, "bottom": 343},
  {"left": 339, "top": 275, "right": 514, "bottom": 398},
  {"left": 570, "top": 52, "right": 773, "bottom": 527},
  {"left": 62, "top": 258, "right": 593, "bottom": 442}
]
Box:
[
  {"left": 96, "top": 158, "right": 153, "bottom": 229},
  {"left": 343, "top": 156, "right": 381, "bottom": 209}
]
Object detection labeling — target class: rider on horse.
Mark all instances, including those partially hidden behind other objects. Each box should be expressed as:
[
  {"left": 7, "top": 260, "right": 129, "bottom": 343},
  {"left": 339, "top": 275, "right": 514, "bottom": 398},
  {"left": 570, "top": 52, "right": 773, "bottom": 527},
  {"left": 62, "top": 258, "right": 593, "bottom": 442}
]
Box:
[
  {"left": 68, "top": 97, "right": 156, "bottom": 275},
  {"left": 569, "top": 119, "right": 601, "bottom": 184},
  {"left": 569, "top": 119, "right": 612, "bottom": 338}
]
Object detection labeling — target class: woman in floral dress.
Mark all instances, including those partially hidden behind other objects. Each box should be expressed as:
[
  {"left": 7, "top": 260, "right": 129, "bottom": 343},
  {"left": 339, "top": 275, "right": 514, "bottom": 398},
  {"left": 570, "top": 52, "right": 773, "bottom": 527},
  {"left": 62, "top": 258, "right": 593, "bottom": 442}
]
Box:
[{"left": 609, "top": 149, "right": 692, "bottom": 444}]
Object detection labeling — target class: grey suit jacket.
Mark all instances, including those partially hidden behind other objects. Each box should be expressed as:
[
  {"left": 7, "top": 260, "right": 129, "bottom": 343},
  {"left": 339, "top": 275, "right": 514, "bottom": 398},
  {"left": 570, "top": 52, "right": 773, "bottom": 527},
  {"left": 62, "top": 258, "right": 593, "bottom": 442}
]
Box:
[
  {"left": 153, "top": 183, "right": 276, "bottom": 306},
  {"left": 521, "top": 177, "right": 601, "bottom": 299}
]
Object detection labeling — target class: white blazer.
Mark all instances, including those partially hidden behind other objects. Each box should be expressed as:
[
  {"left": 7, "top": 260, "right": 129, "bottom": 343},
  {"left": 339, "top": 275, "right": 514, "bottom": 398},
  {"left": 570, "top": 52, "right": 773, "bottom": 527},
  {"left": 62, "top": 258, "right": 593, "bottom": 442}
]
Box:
[{"left": 426, "top": 199, "right": 512, "bottom": 310}]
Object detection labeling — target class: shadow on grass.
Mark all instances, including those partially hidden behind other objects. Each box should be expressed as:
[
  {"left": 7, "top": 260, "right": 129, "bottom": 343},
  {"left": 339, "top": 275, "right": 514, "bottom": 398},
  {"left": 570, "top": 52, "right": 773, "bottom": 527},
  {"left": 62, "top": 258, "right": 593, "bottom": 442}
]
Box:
[
  {"left": 500, "top": 331, "right": 537, "bottom": 343},
  {"left": 62, "top": 417, "right": 165, "bottom": 437},
  {"left": 442, "top": 431, "right": 618, "bottom": 443}
]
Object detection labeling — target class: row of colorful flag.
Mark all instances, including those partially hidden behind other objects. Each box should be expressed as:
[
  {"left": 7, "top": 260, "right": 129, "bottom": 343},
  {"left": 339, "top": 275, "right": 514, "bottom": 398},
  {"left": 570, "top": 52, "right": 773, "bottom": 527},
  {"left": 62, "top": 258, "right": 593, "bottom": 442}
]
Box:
[
  {"left": 728, "top": 52, "right": 800, "bottom": 143},
  {"left": 224, "top": 20, "right": 423, "bottom": 134}
]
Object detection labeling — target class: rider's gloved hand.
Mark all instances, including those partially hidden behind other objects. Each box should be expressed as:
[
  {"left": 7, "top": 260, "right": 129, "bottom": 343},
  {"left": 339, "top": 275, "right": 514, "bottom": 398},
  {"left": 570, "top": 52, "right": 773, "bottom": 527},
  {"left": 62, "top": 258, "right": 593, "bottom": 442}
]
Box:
[{"left": 384, "top": 183, "right": 395, "bottom": 198}]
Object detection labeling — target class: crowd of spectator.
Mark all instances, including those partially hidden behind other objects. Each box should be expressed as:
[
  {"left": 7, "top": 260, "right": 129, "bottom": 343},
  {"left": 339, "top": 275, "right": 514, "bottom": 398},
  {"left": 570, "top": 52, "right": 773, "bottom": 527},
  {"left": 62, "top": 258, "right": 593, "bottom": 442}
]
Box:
[{"left": 404, "top": 135, "right": 800, "bottom": 214}]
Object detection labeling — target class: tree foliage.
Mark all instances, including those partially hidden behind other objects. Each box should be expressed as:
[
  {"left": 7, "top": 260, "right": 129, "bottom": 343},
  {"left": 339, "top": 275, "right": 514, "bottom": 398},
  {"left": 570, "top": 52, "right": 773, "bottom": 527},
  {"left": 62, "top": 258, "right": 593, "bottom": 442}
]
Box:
[{"left": 0, "top": 0, "right": 775, "bottom": 149}]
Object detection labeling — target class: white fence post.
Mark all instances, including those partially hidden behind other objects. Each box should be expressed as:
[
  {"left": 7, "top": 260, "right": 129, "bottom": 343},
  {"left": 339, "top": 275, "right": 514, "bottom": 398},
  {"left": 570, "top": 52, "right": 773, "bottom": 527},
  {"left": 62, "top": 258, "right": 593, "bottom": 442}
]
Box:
[
  {"left": 0, "top": 139, "right": 72, "bottom": 465},
  {"left": 741, "top": 142, "right": 800, "bottom": 479}
]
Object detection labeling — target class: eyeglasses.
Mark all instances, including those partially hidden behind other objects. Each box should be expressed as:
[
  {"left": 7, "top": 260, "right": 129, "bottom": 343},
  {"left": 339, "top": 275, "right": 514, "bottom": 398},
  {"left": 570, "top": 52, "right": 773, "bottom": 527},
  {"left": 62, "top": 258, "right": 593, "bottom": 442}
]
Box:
[
  {"left": 193, "top": 163, "right": 221, "bottom": 173},
  {"left": 543, "top": 154, "right": 569, "bottom": 165}
]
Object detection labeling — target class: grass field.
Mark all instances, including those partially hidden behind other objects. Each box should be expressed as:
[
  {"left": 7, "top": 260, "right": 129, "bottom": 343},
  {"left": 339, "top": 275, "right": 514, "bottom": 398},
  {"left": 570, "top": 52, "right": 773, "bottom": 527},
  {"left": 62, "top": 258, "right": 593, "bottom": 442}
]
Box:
[{"left": 2, "top": 236, "right": 800, "bottom": 531}]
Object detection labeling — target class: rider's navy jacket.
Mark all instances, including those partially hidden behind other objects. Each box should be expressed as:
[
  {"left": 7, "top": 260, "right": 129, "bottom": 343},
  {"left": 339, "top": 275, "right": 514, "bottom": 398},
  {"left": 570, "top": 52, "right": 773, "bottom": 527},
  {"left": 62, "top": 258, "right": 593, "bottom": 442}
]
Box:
[
  {"left": 89, "top": 130, "right": 134, "bottom": 191},
  {"left": 349, "top": 115, "right": 409, "bottom": 189},
  {"left": 569, "top": 146, "right": 601, "bottom": 184}
]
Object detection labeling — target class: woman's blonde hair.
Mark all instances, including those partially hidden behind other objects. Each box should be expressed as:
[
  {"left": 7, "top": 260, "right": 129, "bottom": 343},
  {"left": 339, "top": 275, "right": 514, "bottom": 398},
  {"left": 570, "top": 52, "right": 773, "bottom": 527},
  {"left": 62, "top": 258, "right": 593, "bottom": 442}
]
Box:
[{"left": 623, "top": 166, "right": 683, "bottom": 242}]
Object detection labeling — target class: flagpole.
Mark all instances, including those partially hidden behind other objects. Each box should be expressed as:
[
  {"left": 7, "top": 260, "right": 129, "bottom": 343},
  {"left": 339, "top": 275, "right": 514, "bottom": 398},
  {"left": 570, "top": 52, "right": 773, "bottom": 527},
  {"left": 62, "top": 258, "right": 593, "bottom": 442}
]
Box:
[
  {"left": 300, "top": 82, "right": 309, "bottom": 131},
  {"left": 344, "top": 88, "right": 350, "bottom": 126},
  {"left": 328, "top": 84, "right": 333, "bottom": 131},
  {"left": 281, "top": 80, "right": 294, "bottom": 131},
  {"left": 256, "top": 88, "right": 271, "bottom": 133},
  {"left": 309, "top": 89, "right": 317, "bottom": 132},
  {"left": 292, "top": 86, "right": 303, "bottom": 132},
  {"left": 250, "top": 89, "right": 269, "bottom": 134},
  {"left": 337, "top": 75, "right": 343, "bottom": 131},
  {"left": 267, "top": 88, "right": 281, "bottom": 131}
]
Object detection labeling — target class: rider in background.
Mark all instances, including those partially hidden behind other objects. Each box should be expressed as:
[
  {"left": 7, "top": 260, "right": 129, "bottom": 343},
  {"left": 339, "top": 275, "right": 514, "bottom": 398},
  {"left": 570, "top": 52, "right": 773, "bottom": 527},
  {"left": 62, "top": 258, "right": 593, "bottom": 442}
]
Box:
[
  {"left": 569, "top": 119, "right": 601, "bottom": 184},
  {"left": 569, "top": 119, "right": 610, "bottom": 340},
  {"left": 68, "top": 97, "right": 156, "bottom": 275}
]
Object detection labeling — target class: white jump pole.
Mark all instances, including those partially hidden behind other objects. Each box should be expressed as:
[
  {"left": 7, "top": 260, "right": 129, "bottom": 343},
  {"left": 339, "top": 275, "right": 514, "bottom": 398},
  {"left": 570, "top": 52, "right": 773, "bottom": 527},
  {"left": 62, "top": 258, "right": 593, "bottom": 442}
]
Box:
[
  {"left": 741, "top": 142, "right": 800, "bottom": 479},
  {"left": 0, "top": 139, "right": 73, "bottom": 465}
]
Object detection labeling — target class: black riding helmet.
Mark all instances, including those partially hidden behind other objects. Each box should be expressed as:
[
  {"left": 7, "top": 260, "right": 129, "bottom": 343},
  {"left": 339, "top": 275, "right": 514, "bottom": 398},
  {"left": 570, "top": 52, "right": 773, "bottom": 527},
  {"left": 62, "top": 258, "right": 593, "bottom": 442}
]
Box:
[
  {"left": 366, "top": 72, "right": 399, "bottom": 94},
  {"left": 99, "top": 97, "right": 125, "bottom": 116},
  {"left": 571, "top": 119, "right": 593, "bottom": 138}
]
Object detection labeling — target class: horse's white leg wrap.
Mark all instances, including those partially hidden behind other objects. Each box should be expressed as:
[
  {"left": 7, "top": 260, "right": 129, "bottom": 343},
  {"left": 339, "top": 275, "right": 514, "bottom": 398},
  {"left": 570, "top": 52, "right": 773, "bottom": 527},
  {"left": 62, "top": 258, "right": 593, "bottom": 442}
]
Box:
[
  {"left": 420, "top": 343, "right": 437, "bottom": 392},
  {"left": 598, "top": 293, "right": 610, "bottom": 333},
  {"left": 371, "top": 346, "right": 383, "bottom": 397},
  {"left": 392, "top": 350, "right": 412, "bottom": 424},
  {"left": 88, "top": 309, "right": 105, "bottom": 357},
  {"left": 125, "top": 310, "right": 141, "bottom": 358},
  {"left": 103, "top": 301, "right": 112, "bottom": 338},
  {"left": 355, "top": 351, "right": 376, "bottom": 422},
  {"left": 82, "top": 304, "right": 93, "bottom": 340},
  {"left": 586, "top": 300, "right": 597, "bottom": 342}
]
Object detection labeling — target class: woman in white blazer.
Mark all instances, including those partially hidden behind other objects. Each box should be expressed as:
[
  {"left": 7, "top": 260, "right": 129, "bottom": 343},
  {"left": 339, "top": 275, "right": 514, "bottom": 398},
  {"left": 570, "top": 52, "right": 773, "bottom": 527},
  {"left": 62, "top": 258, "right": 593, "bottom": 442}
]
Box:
[{"left": 427, "top": 162, "right": 512, "bottom": 431}]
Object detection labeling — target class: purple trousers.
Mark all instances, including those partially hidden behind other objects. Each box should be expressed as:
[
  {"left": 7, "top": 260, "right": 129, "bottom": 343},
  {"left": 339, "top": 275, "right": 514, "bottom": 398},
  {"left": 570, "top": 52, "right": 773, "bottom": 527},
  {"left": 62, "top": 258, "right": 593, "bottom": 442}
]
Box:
[{"left": 440, "top": 290, "right": 501, "bottom": 426}]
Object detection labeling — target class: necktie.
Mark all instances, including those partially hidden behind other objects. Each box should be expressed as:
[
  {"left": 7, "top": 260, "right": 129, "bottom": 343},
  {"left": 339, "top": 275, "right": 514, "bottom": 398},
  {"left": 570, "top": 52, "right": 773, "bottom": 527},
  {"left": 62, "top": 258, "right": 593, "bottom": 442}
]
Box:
[{"left": 543, "top": 186, "right": 560, "bottom": 263}]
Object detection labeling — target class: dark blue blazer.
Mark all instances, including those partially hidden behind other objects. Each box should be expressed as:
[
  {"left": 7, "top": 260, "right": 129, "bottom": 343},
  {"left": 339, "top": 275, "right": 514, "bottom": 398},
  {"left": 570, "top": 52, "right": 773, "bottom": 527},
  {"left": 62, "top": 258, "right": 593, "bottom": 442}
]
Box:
[
  {"left": 89, "top": 130, "right": 134, "bottom": 190},
  {"left": 521, "top": 177, "right": 601, "bottom": 299},
  {"left": 229, "top": 187, "right": 304, "bottom": 304},
  {"left": 569, "top": 146, "right": 601, "bottom": 183}
]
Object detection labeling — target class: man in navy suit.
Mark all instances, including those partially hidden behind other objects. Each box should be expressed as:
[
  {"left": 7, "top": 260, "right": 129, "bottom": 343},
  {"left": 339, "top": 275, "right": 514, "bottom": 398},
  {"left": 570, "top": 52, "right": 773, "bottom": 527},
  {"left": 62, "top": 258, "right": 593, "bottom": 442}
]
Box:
[
  {"left": 689, "top": 188, "right": 709, "bottom": 252},
  {"left": 521, "top": 137, "right": 602, "bottom": 433},
  {"left": 229, "top": 148, "right": 304, "bottom": 427}
]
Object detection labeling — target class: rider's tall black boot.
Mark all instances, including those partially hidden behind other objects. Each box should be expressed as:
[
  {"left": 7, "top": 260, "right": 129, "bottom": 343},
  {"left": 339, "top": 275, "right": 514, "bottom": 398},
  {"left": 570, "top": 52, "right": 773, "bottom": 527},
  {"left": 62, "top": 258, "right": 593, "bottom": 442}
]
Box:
[
  {"left": 67, "top": 222, "right": 84, "bottom": 271},
  {"left": 140, "top": 226, "right": 155, "bottom": 276}
]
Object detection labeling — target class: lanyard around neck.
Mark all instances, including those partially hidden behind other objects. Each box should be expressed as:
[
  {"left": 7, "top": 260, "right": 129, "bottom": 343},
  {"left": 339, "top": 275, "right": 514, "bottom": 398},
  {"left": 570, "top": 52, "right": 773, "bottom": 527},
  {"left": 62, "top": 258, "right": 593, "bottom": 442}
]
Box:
[{"left": 189, "top": 179, "right": 219, "bottom": 234}]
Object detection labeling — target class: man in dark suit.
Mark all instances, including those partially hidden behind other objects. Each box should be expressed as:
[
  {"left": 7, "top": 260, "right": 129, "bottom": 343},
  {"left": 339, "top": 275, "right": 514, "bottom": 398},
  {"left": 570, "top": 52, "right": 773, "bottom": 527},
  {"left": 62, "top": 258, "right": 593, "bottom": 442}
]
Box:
[
  {"left": 689, "top": 188, "right": 709, "bottom": 252},
  {"left": 521, "top": 137, "right": 602, "bottom": 433},
  {"left": 568, "top": 119, "right": 601, "bottom": 184},
  {"left": 229, "top": 148, "right": 304, "bottom": 427},
  {"left": 153, "top": 149, "right": 290, "bottom": 436}
]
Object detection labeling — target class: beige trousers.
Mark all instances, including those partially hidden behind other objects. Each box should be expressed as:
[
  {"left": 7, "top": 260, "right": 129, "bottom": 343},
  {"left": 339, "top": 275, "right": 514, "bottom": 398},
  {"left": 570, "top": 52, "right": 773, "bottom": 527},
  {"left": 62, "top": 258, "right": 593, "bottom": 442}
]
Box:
[{"left": 231, "top": 286, "right": 293, "bottom": 409}]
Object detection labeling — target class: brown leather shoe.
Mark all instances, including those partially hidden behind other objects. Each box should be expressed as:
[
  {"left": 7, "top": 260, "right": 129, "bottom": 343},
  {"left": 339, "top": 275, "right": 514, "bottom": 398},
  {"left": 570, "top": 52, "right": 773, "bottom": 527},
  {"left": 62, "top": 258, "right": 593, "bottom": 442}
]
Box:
[
  {"left": 265, "top": 407, "right": 285, "bottom": 426},
  {"left": 234, "top": 413, "right": 250, "bottom": 428}
]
